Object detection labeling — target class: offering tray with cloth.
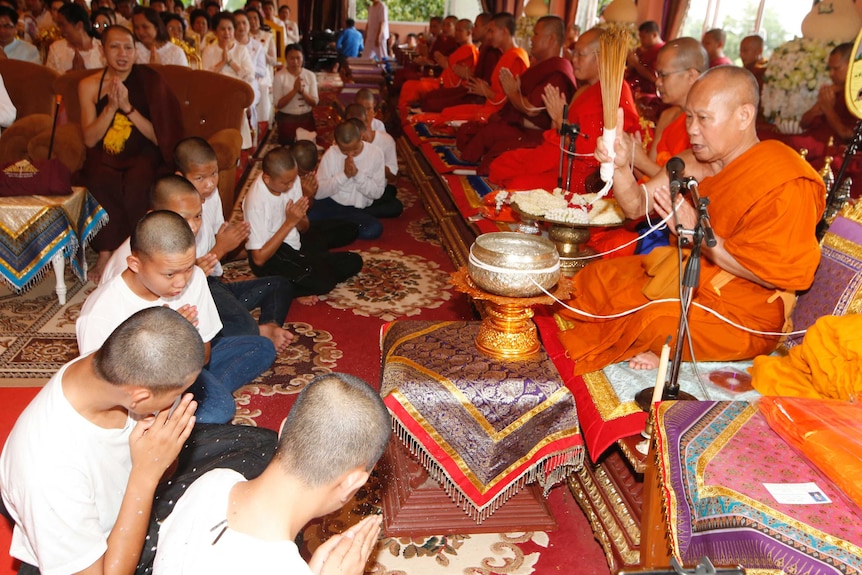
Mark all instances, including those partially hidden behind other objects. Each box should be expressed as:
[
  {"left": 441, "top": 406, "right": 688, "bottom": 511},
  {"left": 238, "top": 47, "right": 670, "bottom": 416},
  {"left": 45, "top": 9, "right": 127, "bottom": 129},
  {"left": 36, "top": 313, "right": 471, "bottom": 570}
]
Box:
[
  {"left": 378, "top": 320, "right": 584, "bottom": 536},
  {"left": 508, "top": 189, "right": 626, "bottom": 275}
]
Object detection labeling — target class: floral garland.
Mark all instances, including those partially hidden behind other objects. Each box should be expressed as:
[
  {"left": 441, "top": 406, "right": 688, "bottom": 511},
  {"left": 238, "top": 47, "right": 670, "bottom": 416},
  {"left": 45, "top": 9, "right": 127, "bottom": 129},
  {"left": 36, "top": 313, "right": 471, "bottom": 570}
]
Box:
[{"left": 761, "top": 37, "right": 836, "bottom": 124}]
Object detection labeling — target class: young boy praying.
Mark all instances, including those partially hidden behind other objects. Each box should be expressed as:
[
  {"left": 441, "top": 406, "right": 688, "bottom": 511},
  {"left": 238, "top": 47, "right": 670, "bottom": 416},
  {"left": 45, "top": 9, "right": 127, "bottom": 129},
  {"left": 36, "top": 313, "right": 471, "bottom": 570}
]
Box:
[
  {"left": 243, "top": 146, "right": 363, "bottom": 301},
  {"left": 153, "top": 372, "right": 389, "bottom": 575},
  {"left": 78, "top": 209, "right": 275, "bottom": 424}
]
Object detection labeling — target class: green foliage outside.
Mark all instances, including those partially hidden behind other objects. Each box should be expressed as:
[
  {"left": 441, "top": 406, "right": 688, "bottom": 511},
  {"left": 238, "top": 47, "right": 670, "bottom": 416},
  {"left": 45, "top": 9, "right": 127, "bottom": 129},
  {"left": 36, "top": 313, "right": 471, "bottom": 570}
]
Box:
[
  {"left": 356, "top": 0, "right": 446, "bottom": 23},
  {"left": 681, "top": 0, "right": 794, "bottom": 62}
]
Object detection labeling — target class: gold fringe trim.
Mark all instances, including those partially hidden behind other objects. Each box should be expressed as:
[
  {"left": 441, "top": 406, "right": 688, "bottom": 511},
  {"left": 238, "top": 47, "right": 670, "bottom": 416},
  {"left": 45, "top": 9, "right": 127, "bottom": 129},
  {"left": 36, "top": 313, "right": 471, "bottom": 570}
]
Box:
[{"left": 391, "top": 419, "right": 584, "bottom": 523}]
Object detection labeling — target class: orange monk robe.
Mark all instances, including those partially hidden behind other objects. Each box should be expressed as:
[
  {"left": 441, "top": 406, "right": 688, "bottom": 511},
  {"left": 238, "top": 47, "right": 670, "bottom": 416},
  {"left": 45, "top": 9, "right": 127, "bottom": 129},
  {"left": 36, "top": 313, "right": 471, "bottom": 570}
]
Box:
[
  {"left": 556, "top": 140, "right": 825, "bottom": 375},
  {"left": 751, "top": 314, "right": 862, "bottom": 400},
  {"left": 413, "top": 47, "right": 530, "bottom": 125},
  {"left": 488, "top": 81, "right": 641, "bottom": 257},
  {"left": 653, "top": 112, "right": 689, "bottom": 168},
  {"left": 398, "top": 44, "right": 479, "bottom": 113}
]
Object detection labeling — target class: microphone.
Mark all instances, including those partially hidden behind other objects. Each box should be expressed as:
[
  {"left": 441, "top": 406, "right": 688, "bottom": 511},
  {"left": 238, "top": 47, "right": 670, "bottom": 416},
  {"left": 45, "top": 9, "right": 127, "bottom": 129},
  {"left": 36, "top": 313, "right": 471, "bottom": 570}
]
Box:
[{"left": 666, "top": 156, "right": 685, "bottom": 199}]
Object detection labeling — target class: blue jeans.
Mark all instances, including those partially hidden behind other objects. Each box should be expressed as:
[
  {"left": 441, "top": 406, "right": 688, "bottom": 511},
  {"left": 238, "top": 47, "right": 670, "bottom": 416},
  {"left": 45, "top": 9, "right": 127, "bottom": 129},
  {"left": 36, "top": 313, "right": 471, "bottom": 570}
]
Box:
[
  {"left": 207, "top": 276, "right": 293, "bottom": 338},
  {"left": 189, "top": 335, "right": 276, "bottom": 424}
]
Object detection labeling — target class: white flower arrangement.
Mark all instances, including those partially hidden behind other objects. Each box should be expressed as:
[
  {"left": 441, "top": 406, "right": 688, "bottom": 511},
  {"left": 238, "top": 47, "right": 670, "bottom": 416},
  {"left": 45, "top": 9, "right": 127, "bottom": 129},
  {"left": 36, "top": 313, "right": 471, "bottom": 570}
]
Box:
[{"left": 761, "top": 37, "right": 836, "bottom": 126}]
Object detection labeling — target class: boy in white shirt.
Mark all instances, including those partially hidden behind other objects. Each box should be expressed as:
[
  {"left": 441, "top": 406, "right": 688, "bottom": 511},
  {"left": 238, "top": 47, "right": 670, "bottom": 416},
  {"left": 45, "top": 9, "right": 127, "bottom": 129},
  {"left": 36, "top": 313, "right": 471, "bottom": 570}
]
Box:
[
  {"left": 175, "top": 137, "right": 295, "bottom": 352},
  {"left": 313, "top": 121, "right": 401, "bottom": 240},
  {"left": 355, "top": 87, "right": 387, "bottom": 133},
  {"left": 344, "top": 102, "right": 399, "bottom": 194},
  {"left": 154, "top": 372, "right": 388, "bottom": 575},
  {"left": 0, "top": 307, "right": 277, "bottom": 575},
  {"left": 78, "top": 209, "right": 276, "bottom": 424},
  {"left": 244, "top": 147, "right": 363, "bottom": 301}
]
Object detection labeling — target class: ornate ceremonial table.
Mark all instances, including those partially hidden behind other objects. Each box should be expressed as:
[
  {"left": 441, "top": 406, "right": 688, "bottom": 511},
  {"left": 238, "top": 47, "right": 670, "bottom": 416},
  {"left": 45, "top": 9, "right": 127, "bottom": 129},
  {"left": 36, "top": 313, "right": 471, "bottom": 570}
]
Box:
[
  {"left": 379, "top": 320, "right": 584, "bottom": 535},
  {"left": 0, "top": 188, "right": 107, "bottom": 304},
  {"left": 652, "top": 400, "right": 862, "bottom": 574}
]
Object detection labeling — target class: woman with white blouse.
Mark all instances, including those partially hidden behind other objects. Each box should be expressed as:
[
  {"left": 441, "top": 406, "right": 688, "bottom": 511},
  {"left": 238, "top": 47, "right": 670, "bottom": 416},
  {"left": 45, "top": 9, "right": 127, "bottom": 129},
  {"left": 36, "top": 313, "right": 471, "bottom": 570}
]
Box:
[
  {"left": 272, "top": 43, "right": 317, "bottom": 145},
  {"left": 45, "top": 3, "right": 104, "bottom": 72},
  {"left": 246, "top": 6, "right": 275, "bottom": 126},
  {"left": 233, "top": 10, "right": 265, "bottom": 136},
  {"left": 132, "top": 6, "right": 188, "bottom": 66},
  {"left": 202, "top": 11, "right": 256, "bottom": 148}
]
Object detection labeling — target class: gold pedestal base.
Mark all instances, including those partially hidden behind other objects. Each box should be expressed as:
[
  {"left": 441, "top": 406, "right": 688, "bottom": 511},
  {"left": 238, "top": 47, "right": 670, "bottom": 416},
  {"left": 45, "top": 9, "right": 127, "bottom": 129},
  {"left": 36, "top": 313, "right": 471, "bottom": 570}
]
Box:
[
  {"left": 451, "top": 268, "right": 571, "bottom": 361},
  {"left": 548, "top": 224, "right": 595, "bottom": 276}
]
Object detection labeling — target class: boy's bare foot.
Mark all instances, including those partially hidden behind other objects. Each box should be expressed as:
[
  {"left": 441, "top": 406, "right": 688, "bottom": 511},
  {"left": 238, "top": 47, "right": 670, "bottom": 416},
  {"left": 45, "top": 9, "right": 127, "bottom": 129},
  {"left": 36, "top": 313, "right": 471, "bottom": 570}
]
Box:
[
  {"left": 87, "top": 251, "right": 111, "bottom": 284},
  {"left": 627, "top": 351, "right": 660, "bottom": 370},
  {"left": 259, "top": 324, "right": 294, "bottom": 353},
  {"left": 296, "top": 295, "right": 319, "bottom": 306}
]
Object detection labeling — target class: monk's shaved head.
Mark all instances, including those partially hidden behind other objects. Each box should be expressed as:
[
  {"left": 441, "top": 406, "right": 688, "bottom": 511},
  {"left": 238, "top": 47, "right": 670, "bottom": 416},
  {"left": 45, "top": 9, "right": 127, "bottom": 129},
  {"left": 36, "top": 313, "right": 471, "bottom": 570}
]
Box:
[
  {"left": 262, "top": 147, "right": 296, "bottom": 178},
  {"left": 130, "top": 210, "right": 195, "bottom": 259},
  {"left": 346, "top": 117, "right": 367, "bottom": 134},
  {"left": 149, "top": 175, "right": 199, "bottom": 211},
  {"left": 174, "top": 137, "right": 217, "bottom": 174},
  {"left": 536, "top": 15, "right": 564, "bottom": 47},
  {"left": 492, "top": 12, "right": 515, "bottom": 37},
  {"left": 693, "top": 65, "right": 759, "bottom": 110},
  {"left": 659, "top": 37, "right": 708, "bottom": 74},
  {"left": 290, "top": 140, "right": 319, "bottom": 174},
  {"left": 355, "top": 88, "right": 375, "bottom": 106},
  {"left": 579, "top": 26, "right": 603, "bottom": 51},
  {"left": 343, "top": 102, "right": 367, "bottom": 122},
  {"left": 334, "top": 121, "right": 362, "bottom": 146}
]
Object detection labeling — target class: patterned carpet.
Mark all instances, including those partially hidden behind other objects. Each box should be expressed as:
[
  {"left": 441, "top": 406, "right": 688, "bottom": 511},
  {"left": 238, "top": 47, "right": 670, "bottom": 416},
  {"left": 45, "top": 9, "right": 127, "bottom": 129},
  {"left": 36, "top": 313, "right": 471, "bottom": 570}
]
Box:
[{"left": 0, "top": 95, "right": 611, "bottom": 573}]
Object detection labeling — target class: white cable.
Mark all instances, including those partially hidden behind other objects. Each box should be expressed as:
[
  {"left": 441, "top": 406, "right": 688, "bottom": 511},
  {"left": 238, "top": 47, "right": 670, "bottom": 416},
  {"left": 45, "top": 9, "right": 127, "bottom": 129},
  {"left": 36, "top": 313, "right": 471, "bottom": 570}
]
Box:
[
  {"left": 562, "top": 207, "right": 673, "bottom": 262},
  {"left": 528, "top": 277, "right": 807, "bottom": 337}
]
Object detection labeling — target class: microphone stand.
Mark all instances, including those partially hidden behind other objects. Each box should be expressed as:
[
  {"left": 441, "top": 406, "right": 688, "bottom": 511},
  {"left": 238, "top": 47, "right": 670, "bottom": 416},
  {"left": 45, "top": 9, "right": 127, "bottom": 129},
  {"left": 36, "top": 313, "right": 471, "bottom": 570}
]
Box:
[{"left": 635, "top": 178, "right": 712, "bottom": 411}]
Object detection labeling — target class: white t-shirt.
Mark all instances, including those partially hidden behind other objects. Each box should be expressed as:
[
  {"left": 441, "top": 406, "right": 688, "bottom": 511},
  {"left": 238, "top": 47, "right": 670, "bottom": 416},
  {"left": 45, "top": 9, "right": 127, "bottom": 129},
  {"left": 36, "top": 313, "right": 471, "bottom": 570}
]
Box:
[
  {"left": 243, "top": 172, "right": 302, "bottom": 252},
  {"left": 198, "top": 191, "right": 225, "bottom": 277},
  {"left": 45, "top": 38, "right": 104, "bottom": 73},
  {"left": 154, "top": 469, "right": 313, "bottom": 575},
  {"left": 371, "top": 117, "right": 386, "bottom": 134},
  {"left": 369, "top": 130, "right": 397, "bottom": 176},
  {"left": 272, "top": 66, "right": 317, "bottom": 116},
  {"left": 0, "top": 358, "right": 136, "bottom": 575},
  {"left": 135, "top": 41, "right": 189, "bottom": 66},
  {"left": 76, "top": 266, "right": 222, "bottom": 355},
  {"left": 316, "top": 142, "right": 386, "bottom": 209}
]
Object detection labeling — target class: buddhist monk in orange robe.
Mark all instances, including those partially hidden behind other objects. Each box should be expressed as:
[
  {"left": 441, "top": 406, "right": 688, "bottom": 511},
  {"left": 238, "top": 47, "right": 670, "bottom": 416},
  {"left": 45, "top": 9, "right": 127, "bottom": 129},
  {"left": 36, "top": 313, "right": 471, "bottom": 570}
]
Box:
[
  {"left": 412, "top": 13, "right": 529, "bottom": 125},
  {"left": 398, "top": 19, "right": 478, "bottom": 115},
  {"left": 556, "top": 66, "right": 825, "bottom": 374}
]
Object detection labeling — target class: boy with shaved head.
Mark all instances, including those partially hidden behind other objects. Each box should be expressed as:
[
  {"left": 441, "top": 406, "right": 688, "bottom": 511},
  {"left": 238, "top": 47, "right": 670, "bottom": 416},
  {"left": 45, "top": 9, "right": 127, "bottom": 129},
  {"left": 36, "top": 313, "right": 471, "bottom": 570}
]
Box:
[
  {"left": 558, "top": 66, "right": 825, "bottom": 373},
  {"left": 78, "top": 210, "right": 276, "bottom": 424},
  {"left": 313, "top": 120, "right": 401, "bottom": 240},
  {"left": 2, "top": 307, "right": 277, "bottom": 575},
  {"left": 154, "top": 372, "right": 389, "bottom": 574},
  {"left": 243, "top": 147, "right": 363, "bottom": 300}
]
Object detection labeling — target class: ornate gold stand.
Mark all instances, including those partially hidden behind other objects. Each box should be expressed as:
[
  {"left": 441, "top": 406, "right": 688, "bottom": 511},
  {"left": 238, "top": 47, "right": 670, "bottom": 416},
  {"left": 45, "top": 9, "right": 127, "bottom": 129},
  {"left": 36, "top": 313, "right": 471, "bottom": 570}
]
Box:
[
  {"left": 547, "top": 224, "right": 596, "bottom": 276},
  {"left": 451, "top": 268, "right": 571, "bottom": 360}
]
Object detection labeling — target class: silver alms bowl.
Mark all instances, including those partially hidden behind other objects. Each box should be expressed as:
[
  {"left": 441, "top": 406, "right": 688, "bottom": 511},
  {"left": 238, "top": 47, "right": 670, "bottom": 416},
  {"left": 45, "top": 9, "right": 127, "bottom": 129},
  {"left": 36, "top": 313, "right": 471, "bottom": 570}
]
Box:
[{"left": 468, "top": 232, "right": 561, "bottom": 297}]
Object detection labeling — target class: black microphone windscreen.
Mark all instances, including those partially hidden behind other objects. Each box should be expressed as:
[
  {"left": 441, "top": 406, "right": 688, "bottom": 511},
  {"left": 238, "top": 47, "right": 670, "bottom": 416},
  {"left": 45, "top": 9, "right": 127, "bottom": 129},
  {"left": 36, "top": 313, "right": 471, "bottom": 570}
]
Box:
[{"left": 667, "top": 156, "right": 684, "bottom": 174}]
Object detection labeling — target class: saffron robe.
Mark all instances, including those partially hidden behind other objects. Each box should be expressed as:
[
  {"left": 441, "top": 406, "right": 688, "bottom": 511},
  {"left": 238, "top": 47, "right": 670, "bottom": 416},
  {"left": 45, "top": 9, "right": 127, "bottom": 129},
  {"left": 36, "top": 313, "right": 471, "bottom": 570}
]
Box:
[
  {"left": 653, "top": 111, "right": 689, "bottom": 168},
  {"left": 625, "top": 41, "right": 664, "bottom": 97},
  {"left": 81, "top": 64, "right": 183, "bottom": 252},
  {"left": 393, "top": 34, "right": 459, "bottom": 88},
  {"left": 417, "top": 46, "right": 530, "bottom": 125},
  {"left": 457, "top": 56, "right": 576, "bottom": 174},
  {"left": 421, "top": 45, "right": 502, "bottom": 112},
  {"left": 398, "top": 43, "right": 478, "bottom": 112},
  {"left": 556, "top": 140, "right": 825, "bottom": 375},
  {"left": 488, "top": 81, "right": 639, "bottom": 193}
]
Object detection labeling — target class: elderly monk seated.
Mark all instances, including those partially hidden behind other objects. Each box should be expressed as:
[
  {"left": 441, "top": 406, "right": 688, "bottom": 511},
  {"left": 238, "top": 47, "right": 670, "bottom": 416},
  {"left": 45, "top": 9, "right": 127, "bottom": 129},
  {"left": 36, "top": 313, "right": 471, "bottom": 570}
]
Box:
[
  {"left": 420, "top": 12, "right": 501, "bottom": 113},
  {"left": 411, "top": 12, "right": 529, "bottom": 127},
  {"left": 398, "top": 18, "right": 478, "bottom": 116},
  {"left": 456, "top": 14, "right": 576, "bottom": 175},
  {"left": 555, "top": 66, "right": 825, "bottom": 373}
]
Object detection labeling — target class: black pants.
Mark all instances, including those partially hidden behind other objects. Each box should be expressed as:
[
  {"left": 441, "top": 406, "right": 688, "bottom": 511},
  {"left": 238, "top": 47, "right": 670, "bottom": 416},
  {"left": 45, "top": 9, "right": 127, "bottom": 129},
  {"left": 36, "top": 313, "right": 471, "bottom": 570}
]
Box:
[
  {"left": 249, "top": 243, "right": 363, "bottom": 297},
  {"left": 17, "top": 424, "right": 277, "bottom": 575}
]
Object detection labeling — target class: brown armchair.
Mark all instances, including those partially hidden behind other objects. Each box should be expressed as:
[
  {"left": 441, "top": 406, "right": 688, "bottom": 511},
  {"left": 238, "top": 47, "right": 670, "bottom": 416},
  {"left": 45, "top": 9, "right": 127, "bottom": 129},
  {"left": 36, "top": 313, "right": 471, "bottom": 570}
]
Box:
[
  {"left": 42, "top": 65, "right": 254, "bottom": 218},
  {"left": 0, "top": 60, "right": 60, "bottom": 168}
]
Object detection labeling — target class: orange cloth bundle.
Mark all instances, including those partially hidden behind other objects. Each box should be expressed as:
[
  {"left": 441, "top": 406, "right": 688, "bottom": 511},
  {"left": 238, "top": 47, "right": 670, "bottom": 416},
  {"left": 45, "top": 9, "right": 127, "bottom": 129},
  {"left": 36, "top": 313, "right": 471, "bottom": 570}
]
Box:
[
  {"left": 751, "top": 314, "right": 862, "bottom": 400},
  {"left": 759, "top": 396, "right": 862, "bottom": 509}
]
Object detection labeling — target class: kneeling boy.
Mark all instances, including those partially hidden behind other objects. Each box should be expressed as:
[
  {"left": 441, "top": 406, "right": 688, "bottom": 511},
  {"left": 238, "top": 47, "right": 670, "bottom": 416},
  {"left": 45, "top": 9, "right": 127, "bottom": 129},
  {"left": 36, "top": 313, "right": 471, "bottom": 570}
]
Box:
[{"left": 154, "top": 372, "right": 389, "bottom": 574}]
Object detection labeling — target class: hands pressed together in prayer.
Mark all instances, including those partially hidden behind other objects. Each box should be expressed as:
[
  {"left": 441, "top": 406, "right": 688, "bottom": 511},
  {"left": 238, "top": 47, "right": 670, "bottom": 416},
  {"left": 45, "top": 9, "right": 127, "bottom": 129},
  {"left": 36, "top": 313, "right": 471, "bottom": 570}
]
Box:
[
  {"left": 107, "top": 75, "right": 132, "bottom": 114},
  {"left": 498, "top": 67, "right": 519, "bottom": 99},
  {"left": 433, "top": 50, "right": 448, "bottom": 67},
  {"left": 542, "top": 84, "right": 567, "bottom": 131},
  {"left": 301, "top": 172, "right": 319, "bottom": 199},
  {"left": 285, "top": 195, "right": 309, "bottom": 227},
  {"left": 150, "top": 44, "right": 161, "bottom": 65},
  {"left": 129, "top": 393, "right": 197, "bottom": 488},
  {"left": 308, "top": 515, "right": 382, "bottom": 575},
  {"left": 343, "top": 156, "right": 358, "bottom": 179},
  {"left": 452, "top": 62, "right": 473, "bottom": 80},
  {"left": 466, "top": 76, "right": 491, "bottom": 98}
]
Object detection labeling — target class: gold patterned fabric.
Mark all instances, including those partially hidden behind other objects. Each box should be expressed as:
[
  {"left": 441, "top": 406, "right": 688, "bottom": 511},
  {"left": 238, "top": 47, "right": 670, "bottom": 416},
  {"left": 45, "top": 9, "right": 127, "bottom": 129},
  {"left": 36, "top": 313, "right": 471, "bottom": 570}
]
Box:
[
  {"left": 0, "top": 188, "right": 107, "bottom": 292},
  {"left": 655, "top": 400, "right": 862, "bottom": 572},
  {"left": 380, "top": 320, "right": 583, "bottom": 521}
]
